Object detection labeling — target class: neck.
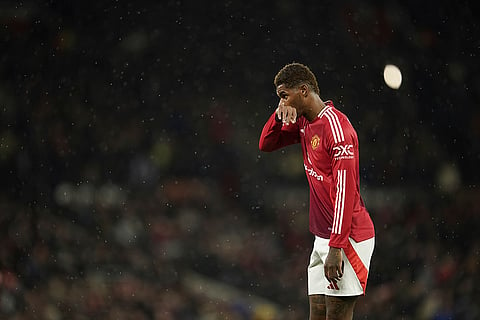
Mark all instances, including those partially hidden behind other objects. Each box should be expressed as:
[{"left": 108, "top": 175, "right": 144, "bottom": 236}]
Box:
[{"left": 304, "top": 95, "right": 326, "bottom": 122}]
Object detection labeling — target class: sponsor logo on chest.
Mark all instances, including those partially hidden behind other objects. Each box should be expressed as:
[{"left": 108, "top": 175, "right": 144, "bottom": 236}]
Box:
[{"left": 333, "top": 144, "right": 354, "bottom": 160}]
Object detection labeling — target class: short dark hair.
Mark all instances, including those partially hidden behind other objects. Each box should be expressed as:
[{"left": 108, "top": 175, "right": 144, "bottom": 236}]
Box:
[{"left": 274, "top": 62, "right": 320, "bottom": 95}]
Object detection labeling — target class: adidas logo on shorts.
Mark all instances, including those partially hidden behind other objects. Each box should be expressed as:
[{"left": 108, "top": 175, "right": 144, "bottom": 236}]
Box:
[{"left": 327, "top": 281, "right": 339, "bottom": 290}]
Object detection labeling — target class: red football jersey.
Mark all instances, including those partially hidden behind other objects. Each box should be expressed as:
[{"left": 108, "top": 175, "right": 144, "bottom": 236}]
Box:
[{"left": 259, "top": 101, "right": 375, "bottom": 248}]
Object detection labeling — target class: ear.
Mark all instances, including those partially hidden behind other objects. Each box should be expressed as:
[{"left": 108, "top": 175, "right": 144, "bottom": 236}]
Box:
[{"left": 300, "top": 84, "right": 309, "bottom": 97}]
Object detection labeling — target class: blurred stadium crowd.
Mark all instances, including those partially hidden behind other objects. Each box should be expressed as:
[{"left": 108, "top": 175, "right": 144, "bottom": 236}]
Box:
[{"left": 1, "top": 1, "right": 479, "bottom": 319}]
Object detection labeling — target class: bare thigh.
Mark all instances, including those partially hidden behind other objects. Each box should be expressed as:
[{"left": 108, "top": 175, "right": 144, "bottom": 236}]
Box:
[
  {"left": 309, "top": 294, "right": 326, "bottom": 320},
  {"left": 325, "top": 295, "right": 358, "bottom": 320}
]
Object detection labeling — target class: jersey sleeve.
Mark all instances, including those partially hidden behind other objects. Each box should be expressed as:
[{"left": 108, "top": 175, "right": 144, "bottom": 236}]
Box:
[
  {"left": 326, "top": 116, "right": 358, "bottom": 248},
  {"left": 259, "top": 111, "right": 300, "bottom": 152}
]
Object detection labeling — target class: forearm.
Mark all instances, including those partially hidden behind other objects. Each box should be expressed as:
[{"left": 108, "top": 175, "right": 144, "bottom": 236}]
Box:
[
  {"left": 258, "top": 112, "right": 298, "bottom": 151},
  {"left": 329, "top": 166, "right": 355, "bottom": 248}
]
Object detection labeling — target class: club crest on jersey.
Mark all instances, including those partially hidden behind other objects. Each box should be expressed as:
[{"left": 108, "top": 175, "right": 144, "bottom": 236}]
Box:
[{"left": 311, "top": 135, "right": 320, "bottom": 150}]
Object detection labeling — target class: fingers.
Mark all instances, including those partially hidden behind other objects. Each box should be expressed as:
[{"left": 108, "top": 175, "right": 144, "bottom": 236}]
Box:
[
  {"left": 276, "top": 101, "right": 297, "bottom": 125},
  {"left": 324, "top": 247, "right": 344, "bottom": 282},
  {"left": 282, "top": 109, "right": 295, "bottom": 125},
  {"left": 288, "top": 108, "right": 297, "bottom": 124},
  {"left": 324, "top": 264, "right": 343, "bottom": 282}
]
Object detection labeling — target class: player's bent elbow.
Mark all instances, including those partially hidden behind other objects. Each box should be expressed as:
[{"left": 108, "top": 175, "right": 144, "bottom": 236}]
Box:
[{"left": 258, "top": 142, "right": 274, "bottom": 152}]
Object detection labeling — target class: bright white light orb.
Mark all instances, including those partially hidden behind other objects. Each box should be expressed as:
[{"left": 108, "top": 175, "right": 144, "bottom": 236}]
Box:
[{"left": 383, "top": 64, "right": 402, "bottom": 89}]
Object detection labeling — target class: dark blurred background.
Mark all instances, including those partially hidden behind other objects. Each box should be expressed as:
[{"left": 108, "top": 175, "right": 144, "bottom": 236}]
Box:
[{"left": 1, "top": 1, "right": 479, "bottom": 319}]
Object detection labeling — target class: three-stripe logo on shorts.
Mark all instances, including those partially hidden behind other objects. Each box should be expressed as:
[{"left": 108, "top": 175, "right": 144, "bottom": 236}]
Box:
[{"left": 327, "top": 281, "right": 339, "bottom": 290}]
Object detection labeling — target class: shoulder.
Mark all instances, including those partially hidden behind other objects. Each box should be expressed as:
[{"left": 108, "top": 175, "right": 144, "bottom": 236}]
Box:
[
  {"left": 318, "top": 105, "right": 345, "bottom": 140},
  {"left": 318, "top": 103, "right": 356, "bottom": 144}
]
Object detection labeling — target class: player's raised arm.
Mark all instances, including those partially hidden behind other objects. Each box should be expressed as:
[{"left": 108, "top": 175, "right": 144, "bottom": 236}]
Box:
[{"left": 258, "top": 101, "right": 300, "bottom": 152}]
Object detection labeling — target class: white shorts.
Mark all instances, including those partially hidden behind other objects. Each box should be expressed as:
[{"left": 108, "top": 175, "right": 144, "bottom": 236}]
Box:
[{"left": 307, "top": 236, "right": 375, "bottom": 296}]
